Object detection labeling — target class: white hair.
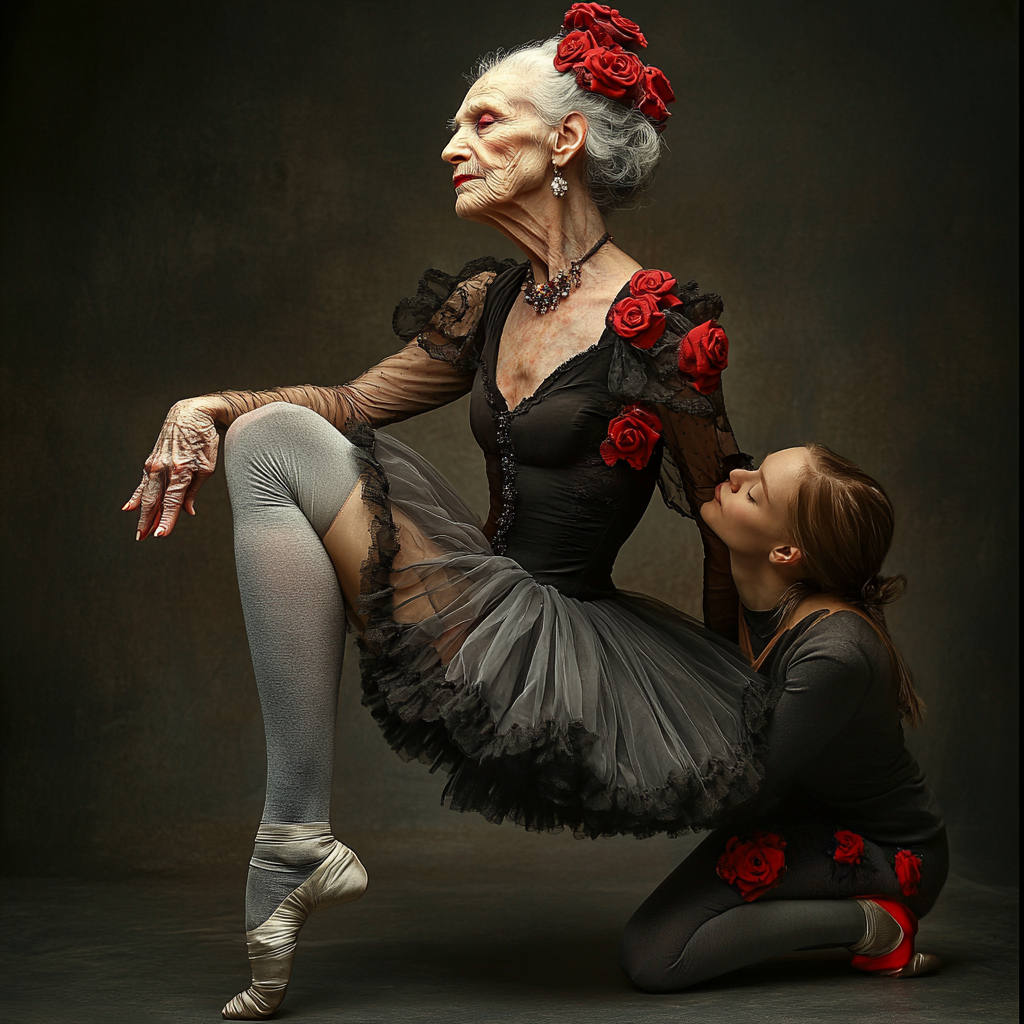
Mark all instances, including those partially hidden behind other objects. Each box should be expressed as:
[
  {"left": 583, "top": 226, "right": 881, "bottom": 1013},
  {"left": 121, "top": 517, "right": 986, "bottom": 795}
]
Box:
[{"left": 472, "top": 38, "right": 665, "bottom": 213}]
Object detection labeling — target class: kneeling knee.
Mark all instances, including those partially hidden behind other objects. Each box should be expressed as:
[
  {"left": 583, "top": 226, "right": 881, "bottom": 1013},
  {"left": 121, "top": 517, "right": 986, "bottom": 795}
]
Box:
[{"left": 619, "top": 929, "right": 685, "bottom": 994}]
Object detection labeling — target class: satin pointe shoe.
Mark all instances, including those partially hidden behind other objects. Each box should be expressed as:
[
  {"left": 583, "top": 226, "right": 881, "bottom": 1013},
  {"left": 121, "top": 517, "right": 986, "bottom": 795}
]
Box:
[
  {"left": 849, "top": 897, "right": 940, "bottom": 978},
  {"left": 222, "top": 841, "right": 368, "bottom": 1020}
]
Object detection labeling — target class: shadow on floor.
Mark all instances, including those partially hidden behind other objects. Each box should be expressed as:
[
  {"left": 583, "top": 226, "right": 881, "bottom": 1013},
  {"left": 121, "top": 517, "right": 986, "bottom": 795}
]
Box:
[{"left": 4, "top": 864, "right": 1017, "bottom": 1023}]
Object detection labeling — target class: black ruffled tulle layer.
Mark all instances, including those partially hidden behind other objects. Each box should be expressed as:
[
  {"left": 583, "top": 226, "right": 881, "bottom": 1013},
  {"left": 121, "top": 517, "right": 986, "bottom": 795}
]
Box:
[{"left": 348, "top": 426, "right": 782, "bottom": 840}]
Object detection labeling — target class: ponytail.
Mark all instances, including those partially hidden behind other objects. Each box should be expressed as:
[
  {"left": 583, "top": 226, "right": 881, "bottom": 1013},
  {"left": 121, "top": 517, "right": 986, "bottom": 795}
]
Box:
[{"left": 784, "top": 445, "right": 925, "bottom": 727}]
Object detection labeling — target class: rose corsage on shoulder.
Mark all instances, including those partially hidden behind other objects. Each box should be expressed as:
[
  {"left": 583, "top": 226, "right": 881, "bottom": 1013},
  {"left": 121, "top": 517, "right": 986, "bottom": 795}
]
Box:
[
  {"left": 608, "top": 269, "right": 730, "bottom": 396},
  {"left": 554, "top": 4, "right": 675, "bottom": 130}
]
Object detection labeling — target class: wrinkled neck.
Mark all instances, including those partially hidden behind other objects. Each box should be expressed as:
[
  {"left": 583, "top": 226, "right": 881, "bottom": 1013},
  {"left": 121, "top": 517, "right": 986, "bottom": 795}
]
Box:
[{"left": 476, "top": 186, "right": 608, "bottom": 284}]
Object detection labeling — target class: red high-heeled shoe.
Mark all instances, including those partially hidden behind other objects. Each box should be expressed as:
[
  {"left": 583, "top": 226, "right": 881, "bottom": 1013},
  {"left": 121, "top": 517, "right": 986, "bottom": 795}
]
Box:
[{"left": 850, "top": 897, "right": 940, "bottom": 978}]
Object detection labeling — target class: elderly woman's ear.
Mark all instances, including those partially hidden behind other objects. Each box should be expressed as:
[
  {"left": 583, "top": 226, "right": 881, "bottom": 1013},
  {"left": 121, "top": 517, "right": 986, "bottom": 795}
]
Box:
[{"left": 552, "top": 111, "right": 589, "bottom": 168}]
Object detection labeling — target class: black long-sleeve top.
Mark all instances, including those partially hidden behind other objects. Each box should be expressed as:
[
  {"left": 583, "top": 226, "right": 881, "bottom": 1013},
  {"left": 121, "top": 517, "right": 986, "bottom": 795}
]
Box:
[{"left": 743, "top": 608, "right": 944, "bottom": 846}]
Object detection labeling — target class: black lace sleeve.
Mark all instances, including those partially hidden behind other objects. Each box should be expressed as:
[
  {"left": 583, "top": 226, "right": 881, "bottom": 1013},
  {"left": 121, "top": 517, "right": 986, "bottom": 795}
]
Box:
[
  {"left": 393, "top": 256, "right": 521, "bottom": 373},
  {"left": 607, "top": 278, "right": 751, "bottom": 640},
  {"left": 607, "top": 280, "right": 751, "bottom": 518}
]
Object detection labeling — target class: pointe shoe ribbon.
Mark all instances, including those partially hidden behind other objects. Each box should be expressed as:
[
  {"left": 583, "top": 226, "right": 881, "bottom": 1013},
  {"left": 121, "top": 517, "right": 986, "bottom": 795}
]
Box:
[{"left": 222, "top": 841, "right": 368, "bottom": 1020}]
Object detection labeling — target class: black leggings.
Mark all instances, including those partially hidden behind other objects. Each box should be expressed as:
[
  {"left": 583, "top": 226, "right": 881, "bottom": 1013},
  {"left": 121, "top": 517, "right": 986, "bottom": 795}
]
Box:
[{"left": 620, "top": 819, "right": 948, "bottom": 992}]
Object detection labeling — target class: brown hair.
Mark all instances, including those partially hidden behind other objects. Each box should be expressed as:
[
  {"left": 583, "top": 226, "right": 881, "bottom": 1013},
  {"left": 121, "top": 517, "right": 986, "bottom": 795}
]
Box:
[{"left": 779, "top": 443, "right": 925, "bottom": 726}]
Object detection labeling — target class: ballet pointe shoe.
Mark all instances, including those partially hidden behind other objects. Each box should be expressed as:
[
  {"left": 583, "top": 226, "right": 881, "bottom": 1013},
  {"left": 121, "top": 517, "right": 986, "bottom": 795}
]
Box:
[
  {"left": 849, "top": 897, "right": 940, "bottom": 978},
  {"left": 222, "top": 841, "right": 368, "bottom": 1020}
]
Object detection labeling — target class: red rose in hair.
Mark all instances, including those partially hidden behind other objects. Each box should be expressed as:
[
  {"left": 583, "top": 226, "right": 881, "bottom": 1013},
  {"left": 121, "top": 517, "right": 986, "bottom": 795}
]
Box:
[
  {"left": 600, "top": 404, "right": 662, "bottom": 470},
  {"left": 677, "top": 319, "right": 729, "bottom": 394},
  {"left": 629, "top": 268, "right": 682, "bottom": 308},
  {"left": 894, "top": 849, "right": 922, "bottom": 896},
  {"left": 717, "top": 832, "right": 787, "bottom": 902},
  {"left": 609, "top": 293, "right": 666, "bottom": 349},
  {"left": 833, "top": 830, "right": 865, "bottom": 865},
  {"left": 579, "top": 47, "right": 644, "bottom": 101},
  {"left": 563, "top": 3, "right": 648, "bottom": 48},
  {"left": 554, "top": 30, "right": 601, "bottom": 71},
  {"left": 637, "top": 65, "right": 675, "bottom": 122}
]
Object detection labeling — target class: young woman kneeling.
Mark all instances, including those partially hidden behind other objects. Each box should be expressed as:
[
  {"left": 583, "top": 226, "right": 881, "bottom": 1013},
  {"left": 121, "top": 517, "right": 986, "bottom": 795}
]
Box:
[{"left": 620, "top": 444, "right": 946, "bottom": 990}]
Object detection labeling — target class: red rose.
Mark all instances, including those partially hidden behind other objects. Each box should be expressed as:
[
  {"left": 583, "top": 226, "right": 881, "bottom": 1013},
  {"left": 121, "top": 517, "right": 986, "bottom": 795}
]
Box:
[
  {"left": 833, "top": 830, "right": 865, "bottom": 865},
  {"left": 579, "top": 47, "right": 644, "bottom": 101},
  {"left": 600, "top": 404, "right": 662, "bottom": 470},
  {"left": 894, "top": 849, "right": 922, "bottom": 896},
  {"left": 637, "top": 65, "right": 675, "bottom": 122},
  {"left": 717, "top": 832, "right": 787, "bottom": 902},
  {"left": 629, "top": 268, "right": 682, "bottom": 308},
  {"left": 553, "top": 30, "right": 601, "bottom": 71},
  {"left": 604, "top": 9, "right": 647, "bottom": 48},
  {"left": 562, "top": 3, "right": 648, "bottom": 48},
  {"left": 609, "top": 293, "right": 666, "bottom": 349},
  {"left": 677, "top": 319, "right": 729, "bottom": 394}
]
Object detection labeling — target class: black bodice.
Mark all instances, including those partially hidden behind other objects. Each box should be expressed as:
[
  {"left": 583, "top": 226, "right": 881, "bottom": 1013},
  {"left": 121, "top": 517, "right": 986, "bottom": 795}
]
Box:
[{"left": 469, "top": 266, "right": 660, "bottom": 600}]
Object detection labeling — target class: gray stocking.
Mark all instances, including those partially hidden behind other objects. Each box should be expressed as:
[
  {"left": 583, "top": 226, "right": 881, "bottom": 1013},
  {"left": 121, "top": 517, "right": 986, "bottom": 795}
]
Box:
[{"left": 224, "top": 403, "right": 362, "bottom": 928}]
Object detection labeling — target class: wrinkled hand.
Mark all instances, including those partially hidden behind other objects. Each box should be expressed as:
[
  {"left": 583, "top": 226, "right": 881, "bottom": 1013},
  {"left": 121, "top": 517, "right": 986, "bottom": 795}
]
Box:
[{"left": 123, "top": 399, "right": 221, "bottom": 539}]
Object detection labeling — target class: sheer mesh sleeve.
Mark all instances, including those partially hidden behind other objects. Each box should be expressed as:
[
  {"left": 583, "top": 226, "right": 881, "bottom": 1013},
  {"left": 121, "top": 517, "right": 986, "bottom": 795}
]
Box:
[
  {"left": 209, "top": 257, "right": 518, "bottom": 433},
  {"left": 209, "top": 338, "right": 476, "bottom": 434},
  {"left": 607, "top": 280, "right": 751, "bottom": 641},
  {"left": 393, "top": 255, "right": 520, "bottom": 373}
]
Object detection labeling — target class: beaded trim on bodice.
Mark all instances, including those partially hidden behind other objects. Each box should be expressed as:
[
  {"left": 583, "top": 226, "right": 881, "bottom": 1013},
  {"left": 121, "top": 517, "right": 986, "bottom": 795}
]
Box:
[
  {"left": 491, "top": 410, "right": 517, "bottom": 556},
  {"left": 479, "top": 336, "right": 615, "bottom": 557}
]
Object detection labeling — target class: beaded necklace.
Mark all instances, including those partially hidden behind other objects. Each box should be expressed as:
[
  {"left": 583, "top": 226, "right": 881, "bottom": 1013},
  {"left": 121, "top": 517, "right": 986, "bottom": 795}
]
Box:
[{"left": 522, "top": 233, "right": 612, "bottom": 315}]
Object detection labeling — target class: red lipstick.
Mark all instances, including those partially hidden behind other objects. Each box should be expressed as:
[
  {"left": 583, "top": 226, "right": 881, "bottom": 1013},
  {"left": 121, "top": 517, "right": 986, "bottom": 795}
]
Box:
[{"left": 453, "top": 175, "right": 479, "bottom": 189}]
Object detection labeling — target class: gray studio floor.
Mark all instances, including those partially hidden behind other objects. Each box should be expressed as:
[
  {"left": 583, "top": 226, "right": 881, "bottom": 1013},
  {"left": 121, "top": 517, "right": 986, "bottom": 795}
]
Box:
[{"left": 4, "top": 832, "right": 1018, "bottom": 1024}]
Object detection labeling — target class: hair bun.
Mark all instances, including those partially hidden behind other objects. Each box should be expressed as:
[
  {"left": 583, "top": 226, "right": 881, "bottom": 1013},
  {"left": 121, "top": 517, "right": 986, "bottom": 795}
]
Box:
[{"left": 861, "top": 573, "right": 906, "bottom": 606}]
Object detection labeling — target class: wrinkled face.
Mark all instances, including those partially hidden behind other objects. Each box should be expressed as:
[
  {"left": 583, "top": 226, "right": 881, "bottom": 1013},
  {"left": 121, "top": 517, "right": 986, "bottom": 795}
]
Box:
[
  {"left": 441, "top": 70, "right": 553, "bottom": 219},
  {"left": 701, "top": 447, "right": 812, "bottom": 558}
]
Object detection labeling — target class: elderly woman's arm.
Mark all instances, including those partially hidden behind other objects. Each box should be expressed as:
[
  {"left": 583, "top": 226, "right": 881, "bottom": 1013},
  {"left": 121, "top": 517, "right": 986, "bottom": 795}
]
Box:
[
  {"left": 657, "top": 404, "right": 744, "bottom": 642},
  {"left": 123, "top": 336, "right": 473, "bottom": 540}
]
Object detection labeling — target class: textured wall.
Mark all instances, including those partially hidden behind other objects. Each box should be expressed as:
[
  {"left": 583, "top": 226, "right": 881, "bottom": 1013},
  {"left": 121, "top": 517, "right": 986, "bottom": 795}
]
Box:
[{"left": 1, "top": 1, "right": 1018, "bottom": 883}]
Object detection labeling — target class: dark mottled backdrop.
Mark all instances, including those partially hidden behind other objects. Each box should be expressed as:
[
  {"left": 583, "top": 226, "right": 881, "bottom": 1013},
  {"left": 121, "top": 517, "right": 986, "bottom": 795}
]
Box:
[{"left": 1, "top": 1, "right": 1018, "bottom": 886}]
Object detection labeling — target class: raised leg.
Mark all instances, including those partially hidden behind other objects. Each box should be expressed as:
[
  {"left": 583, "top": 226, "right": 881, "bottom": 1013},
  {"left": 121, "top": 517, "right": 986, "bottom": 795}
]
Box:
[{"left": 221, "top": 403, "right": 370, "bottom": 1019}]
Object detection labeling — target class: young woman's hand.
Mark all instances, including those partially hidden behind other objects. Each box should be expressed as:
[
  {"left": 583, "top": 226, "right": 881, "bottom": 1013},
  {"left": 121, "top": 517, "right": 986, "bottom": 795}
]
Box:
[{"left": 123, "top": 398, "right": 222, "bottom": 539}]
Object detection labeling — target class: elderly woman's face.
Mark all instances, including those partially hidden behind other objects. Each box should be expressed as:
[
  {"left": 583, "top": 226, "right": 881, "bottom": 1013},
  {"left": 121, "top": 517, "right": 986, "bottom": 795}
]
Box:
[{"left": 442, "top": 70, "right": 553, "bottom": 219}]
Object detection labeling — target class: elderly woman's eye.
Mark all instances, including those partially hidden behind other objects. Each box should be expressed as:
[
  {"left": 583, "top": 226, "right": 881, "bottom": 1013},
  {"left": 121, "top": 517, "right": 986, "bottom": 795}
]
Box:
[{"left": 477, "top": 114, "right": 497, "bottom": 131}]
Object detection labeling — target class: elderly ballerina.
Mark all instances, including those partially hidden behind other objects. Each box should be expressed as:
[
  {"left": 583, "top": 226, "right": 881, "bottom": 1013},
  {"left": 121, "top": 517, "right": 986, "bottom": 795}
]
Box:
[{"left": 123, "top": 6, "right": 935, "bottom": 1019}]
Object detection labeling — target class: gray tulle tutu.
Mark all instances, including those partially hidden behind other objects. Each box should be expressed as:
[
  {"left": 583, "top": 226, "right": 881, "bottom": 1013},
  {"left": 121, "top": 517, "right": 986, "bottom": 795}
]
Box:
[{"left": 351, "top": 428, "right": 777, "bottom": 840}]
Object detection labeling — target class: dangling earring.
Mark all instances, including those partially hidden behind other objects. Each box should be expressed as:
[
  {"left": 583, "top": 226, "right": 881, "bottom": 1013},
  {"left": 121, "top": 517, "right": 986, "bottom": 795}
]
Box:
[{"left": 550, "top": 160, "right": 569, "bottom": 198}]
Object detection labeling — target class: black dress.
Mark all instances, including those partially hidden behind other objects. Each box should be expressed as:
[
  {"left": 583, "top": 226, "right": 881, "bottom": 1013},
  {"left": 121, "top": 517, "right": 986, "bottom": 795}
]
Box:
[{"left": 334, "top": 258, "right": 776, "bottom": 839}]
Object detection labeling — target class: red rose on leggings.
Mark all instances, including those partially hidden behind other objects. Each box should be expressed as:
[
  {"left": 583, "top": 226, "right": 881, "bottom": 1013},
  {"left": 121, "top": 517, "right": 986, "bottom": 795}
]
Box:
[
  {"left": 833, "top": 830, "right": 865, "bottom": 865},
  {"left": 677, "top": 319, "right": 729, "bottom": 394},
  {"left": 600, "top": 404, "right": 662, "bottom": 470},
  {"left": 894, "top": 849, "right": 922, "bottom": 895},
  {"left": 717, "top": 832, "right": 787, "bottom": 902}
]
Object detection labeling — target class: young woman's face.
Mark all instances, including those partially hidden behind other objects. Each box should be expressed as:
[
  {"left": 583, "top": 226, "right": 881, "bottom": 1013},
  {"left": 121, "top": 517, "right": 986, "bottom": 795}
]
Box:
[
  {"left": 701, "top": 447, "right": 812, "bottom": 558},
  {"left": 441, "top": 71, "right": 552, "bottom": 220}
]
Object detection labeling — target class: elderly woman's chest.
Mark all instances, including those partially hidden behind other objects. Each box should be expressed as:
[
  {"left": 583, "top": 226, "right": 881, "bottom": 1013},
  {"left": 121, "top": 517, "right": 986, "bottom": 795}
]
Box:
[{"left": 469, "top": 345, "right": 619, "bottom": 468}]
